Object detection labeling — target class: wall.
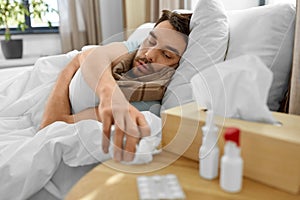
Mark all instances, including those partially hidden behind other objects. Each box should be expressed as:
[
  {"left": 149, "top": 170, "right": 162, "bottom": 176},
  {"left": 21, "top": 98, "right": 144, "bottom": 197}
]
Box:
[{"left": 99, "top": 0, "right": 125, "bottom": 44}]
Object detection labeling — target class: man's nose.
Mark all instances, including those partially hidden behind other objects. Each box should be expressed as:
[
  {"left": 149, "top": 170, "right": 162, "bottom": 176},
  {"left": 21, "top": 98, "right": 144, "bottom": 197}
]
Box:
[{"left": 145, "top": 47, "right": 157, "bottom": 63}]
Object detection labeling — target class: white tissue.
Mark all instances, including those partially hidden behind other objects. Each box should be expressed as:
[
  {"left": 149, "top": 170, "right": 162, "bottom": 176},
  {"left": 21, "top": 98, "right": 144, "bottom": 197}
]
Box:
[
  {"left": 109, "top": 136, "right": 161, "bottom": 165},
  {"left": 109, "top": 111, "right": 162, "bottom": 165},
  {"left": 191, "top": 55, "right": 276, "bottom": 124},
  {"left": 130, "top": 136, "right": 162, "bottom": 164}
]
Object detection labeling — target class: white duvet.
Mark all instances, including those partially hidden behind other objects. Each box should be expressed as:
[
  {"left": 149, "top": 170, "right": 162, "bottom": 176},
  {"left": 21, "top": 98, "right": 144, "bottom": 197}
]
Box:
[{"left": 0, "top": 51, "right": 162, "bottom": 200}]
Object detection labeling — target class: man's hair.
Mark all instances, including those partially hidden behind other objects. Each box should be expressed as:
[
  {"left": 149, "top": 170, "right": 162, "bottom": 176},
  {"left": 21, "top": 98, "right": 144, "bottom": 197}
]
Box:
[{"left": 155, "top": 10, "right": 192, "bottom": 36}]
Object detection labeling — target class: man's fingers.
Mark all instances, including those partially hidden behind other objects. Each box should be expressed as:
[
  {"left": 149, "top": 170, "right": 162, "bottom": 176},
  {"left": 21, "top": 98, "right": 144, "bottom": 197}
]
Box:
[
  {"left": 102, "top": 117, "right": 113, "bottom": 153},
  {"left": 137, "top": 115, "right": 151, "bottom": 138},
  {"left": 114, "top": 125, "right": 124, "bottom": 161},
  {"left": 123, "top": 124, "right": 141, "bottom": 162},
  {"left": 121, "top": 114, "right": 150, "bottom": 162},
  {"left": 124, "top": 130, "right": 139, "bottom": 162}
]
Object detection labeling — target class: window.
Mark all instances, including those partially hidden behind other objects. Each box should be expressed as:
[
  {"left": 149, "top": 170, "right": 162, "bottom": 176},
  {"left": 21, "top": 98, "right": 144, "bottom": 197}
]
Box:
[
  {"left": 0, "top": 0, "right": 59, "bottom": 35},
  {"left": 29, "top": 0, "right": 59, "bottom": 28}
]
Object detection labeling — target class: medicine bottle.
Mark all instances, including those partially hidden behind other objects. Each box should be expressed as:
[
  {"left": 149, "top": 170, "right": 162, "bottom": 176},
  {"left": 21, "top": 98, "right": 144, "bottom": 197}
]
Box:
[
  {"left": 199, "top": 110, "right": 219, "bottom": 180},
  {"left": 220, "top": 127, "right": 243, "bottom": 193}
]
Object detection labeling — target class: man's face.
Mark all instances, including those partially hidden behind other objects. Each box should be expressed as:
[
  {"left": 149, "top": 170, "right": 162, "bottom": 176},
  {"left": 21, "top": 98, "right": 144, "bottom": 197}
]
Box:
[{"left": 131, "top": 20, "right": 187, "bottom": 77}]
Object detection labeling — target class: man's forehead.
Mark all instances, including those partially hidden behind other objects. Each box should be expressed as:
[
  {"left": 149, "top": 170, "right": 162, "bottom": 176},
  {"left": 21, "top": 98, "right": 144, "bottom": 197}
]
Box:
[
  {"left": 153, "top": 21, "right": 187, "bottom": 41},
  {"left": 151, "top": 24, "right": 187, "bottom": 55},
  {"left": 153, "top": 22, "right": 177, "bottom": 35}
]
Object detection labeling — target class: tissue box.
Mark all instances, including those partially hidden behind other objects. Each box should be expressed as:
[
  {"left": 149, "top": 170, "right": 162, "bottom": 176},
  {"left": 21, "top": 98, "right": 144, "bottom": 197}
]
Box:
[{"left": 161, "top": 102, "right": 300, "bottom": 194}]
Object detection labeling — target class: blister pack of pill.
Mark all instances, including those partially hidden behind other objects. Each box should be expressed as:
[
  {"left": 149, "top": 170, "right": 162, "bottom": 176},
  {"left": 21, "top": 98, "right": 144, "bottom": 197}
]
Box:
[{"left": 136, "top": 174, "right": 186, "bottom": 200}]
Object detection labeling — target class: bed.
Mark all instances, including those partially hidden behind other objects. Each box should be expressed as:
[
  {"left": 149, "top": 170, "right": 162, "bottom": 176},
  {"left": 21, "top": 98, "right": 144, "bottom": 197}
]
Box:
[
  {"left": 0, "top": 66, "right": 33, "bottom": 81},
  {"left": 0, "top": 53, "right": 161, "bottom": 200},
  {"left": 0, "top": 0, "right": 299, "bottom": 199}
]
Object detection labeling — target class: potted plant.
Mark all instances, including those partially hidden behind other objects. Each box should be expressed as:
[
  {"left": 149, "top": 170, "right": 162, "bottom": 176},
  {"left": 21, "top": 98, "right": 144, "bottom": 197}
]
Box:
[{"left": 0, "top": 0, "right": 52, "bottom": 59}]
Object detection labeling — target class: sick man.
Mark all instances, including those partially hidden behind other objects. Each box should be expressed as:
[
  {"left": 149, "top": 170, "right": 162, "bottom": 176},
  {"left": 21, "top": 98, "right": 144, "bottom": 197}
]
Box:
[{"left": 40, "top": 10, "right": 191, "bottom": 162}]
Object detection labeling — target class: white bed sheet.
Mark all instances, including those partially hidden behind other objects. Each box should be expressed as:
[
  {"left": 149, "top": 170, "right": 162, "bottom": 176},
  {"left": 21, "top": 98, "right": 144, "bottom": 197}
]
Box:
[
  {"left": 0, "top": 64, "right": 95, "bottom": 200},
  {"left": 0, "top": 66, "right": 33, "bottom": 82},
  {"left": 0, "top": 53, "right": 162, "bottom": 200}
]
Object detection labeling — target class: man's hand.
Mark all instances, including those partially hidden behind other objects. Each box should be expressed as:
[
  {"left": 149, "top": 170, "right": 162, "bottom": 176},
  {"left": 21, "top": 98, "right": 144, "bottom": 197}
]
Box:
[
  {"left": 99, "top": 85, "right": 150, "bottom": 162},
  {"left": 80, "top": 43, "right": 151, "bottom": 162}
]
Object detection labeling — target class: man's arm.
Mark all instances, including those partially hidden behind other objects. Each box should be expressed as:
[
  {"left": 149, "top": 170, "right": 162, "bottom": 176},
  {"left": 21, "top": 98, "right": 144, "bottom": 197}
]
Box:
[
  {"left": 40, "top": 48, "right": 96, "bottom": 129},
  {"left": 81, "top": 42, "right": 150, "bottom": 162}
]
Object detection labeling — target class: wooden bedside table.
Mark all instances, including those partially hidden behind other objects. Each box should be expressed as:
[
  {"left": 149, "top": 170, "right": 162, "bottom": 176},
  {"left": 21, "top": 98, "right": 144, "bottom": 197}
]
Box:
[
  {"left": 161, "top": 102, "right": 300, "bottom": 194},
  {"left": 65, "top": 151, "right": 300, "bottom": 200}
]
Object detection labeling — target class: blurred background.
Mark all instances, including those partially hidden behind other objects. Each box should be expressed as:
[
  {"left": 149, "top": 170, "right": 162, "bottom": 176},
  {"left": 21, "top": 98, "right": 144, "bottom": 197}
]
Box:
[{"left": 0, "top": 0, "right": 296, "bottom": 63}]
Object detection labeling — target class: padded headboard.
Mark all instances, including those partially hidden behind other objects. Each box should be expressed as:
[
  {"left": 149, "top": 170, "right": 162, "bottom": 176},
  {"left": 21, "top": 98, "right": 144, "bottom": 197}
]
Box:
[{"left": 289, "top": 0, "right": 300, "bottom": 115}]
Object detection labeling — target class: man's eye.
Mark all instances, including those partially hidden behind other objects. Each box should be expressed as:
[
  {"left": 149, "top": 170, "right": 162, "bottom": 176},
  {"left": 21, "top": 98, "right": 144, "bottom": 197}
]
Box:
[
  {"left": 147, "top": 38, "right": 156, "bottom": 46},
  {"left": 163, "top": 52, "right": 172, "bottom": 59}
]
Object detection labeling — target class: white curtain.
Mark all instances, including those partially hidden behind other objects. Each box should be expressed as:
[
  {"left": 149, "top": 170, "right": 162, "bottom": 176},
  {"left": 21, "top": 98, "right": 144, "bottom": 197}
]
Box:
[
  {"left": 149, "top": 0, "right": 186, "bottom": 22},
  {"left": 58, "top": 0, "right": 102, "bottom": 53}
]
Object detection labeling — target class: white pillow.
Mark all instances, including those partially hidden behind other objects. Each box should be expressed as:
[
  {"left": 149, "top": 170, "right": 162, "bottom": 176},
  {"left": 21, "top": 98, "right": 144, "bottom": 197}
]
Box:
[
  {"left": 127, "top": 23, "right": 154, "bottom": 45},
  {"left": 161, "top": 0, "right": 229, "bottom": 110},
  {"left": 225, "top": 4, "right": 296, "bottom": 111}
]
